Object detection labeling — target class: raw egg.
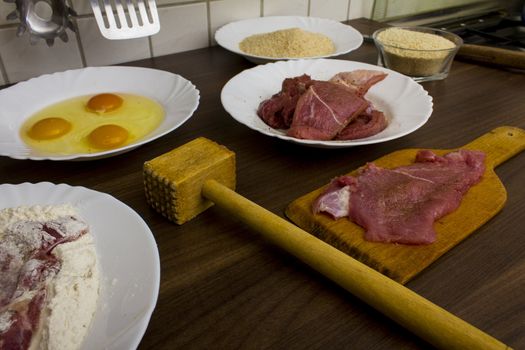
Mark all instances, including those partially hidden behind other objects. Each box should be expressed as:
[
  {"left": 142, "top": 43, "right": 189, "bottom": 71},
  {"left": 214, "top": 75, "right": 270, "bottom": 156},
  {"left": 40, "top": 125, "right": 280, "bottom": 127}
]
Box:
[
  {"left": 27, "top": 117, "right": 72, "bottom": 140},
  {"left": 20, "top": 93, "right": 164, "bottom": 155},
  {"left": 87, "top": 93, "right": 123, "bottom": 113},
  {"left": 88, "top": 124, "right": 129, "bottom": 149}
]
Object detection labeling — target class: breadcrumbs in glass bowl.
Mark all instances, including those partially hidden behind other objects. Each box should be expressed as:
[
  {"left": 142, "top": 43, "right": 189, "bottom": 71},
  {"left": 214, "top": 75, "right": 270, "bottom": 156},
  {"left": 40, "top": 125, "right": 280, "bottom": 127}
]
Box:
[{"left": 373, "top": 26, "right": 463, "bottom": 82}]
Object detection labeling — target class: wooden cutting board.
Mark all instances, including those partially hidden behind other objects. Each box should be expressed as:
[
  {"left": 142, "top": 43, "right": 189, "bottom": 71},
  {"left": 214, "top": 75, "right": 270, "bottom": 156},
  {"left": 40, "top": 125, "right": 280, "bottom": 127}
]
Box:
[{"left": 285, "top": 126, "right": 525, "bottom": 284}]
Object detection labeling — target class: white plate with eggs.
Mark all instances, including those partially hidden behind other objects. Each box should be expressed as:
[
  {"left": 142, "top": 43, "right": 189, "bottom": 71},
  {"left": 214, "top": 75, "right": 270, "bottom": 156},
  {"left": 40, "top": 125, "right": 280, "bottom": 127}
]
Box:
[{"left": 0, "top": 66, "right": 200, "bottom": 161}]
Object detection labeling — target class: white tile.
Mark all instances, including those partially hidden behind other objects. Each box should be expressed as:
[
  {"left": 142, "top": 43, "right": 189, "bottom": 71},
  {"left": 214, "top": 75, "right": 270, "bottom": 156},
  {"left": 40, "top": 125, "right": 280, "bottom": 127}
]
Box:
[
  {"left": 210, "top": 0, "right": 260, "bottom": 45},
  {"left": 0, "top": 2, "right": 18, "bottom": 26},
  {"left": 348, "top": 0, "right": 374, "bottom": 19},
  {"left": 71, "top": 0, "right": 177, "bottom": 16},
  {"left": 263, "top": 0, "right": 308, "bottom": 16},
  {"left": 150, "top": 3, "right": 208, "bottom": 57},
  {"left": 71, "top": 0, "right": 193, "bottom": 16},
  {"left": 382, "top": 0, "right": 416, "bottom": 18},
  {"left": 156, "top": 0, "right": 197, "bottom": 5},
  {"left": 0, "top": 26, "right": 83, "bottom": 83},
  {"left": 310, "top": 0, "right": 349, "bottom": 21},
  {"left": 71, "top": 0, "right": 93, "bottom": 16},
  {"left": 76, "top": 17, "right": 151, "bottom": 66},
  {"left": 380, "top": 0, "right": 480, "bottom": 19}
]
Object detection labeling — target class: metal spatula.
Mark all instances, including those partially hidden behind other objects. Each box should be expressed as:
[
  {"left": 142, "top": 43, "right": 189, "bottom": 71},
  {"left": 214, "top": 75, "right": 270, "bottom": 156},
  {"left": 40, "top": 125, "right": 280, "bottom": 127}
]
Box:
[{"left": 90, "top": 0, "right": 160, "bottom": 40}]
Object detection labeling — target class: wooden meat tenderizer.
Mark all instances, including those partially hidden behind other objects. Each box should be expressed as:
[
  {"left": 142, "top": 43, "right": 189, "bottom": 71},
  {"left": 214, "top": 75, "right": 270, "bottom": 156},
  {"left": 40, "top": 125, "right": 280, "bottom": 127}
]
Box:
[{"left": 143, "top": 137, "right": 510, "bottom": 350}]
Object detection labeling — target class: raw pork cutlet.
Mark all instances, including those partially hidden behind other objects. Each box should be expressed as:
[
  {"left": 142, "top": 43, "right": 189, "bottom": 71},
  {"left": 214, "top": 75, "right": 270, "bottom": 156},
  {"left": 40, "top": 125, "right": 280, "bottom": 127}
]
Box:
[
  {"left": 335, "top": 106, "right": 388, "bottom": 140},
  {"left": 287, "top": 81, "right": 368, "bottom": 140},
  {"left": 257, "top": 74, "right": 314, "bottom": 129},
  {"left": 330, "top": 70, "right": 387, "bottom": 97},
  {"left": 331, "top": 70, "right": 388, "bottom": 140},
  {"left": 312, "top": 150, "right": 486, "bottom": 245},
  {"left": 256, "top": 70, "right": 388, "bottom": 140},
  {"left": 0, "top": 216, "right": 88, "bottom": 350}
]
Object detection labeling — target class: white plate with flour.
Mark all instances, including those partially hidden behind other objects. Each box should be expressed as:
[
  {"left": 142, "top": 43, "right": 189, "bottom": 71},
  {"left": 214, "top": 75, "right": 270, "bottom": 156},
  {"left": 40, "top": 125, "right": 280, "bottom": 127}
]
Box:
[
  {"left": 215, "top": 16, "right": 363, "bottom": 64},
  {"left": 0, "top": 182, "right": 160, "bottom": 350}
]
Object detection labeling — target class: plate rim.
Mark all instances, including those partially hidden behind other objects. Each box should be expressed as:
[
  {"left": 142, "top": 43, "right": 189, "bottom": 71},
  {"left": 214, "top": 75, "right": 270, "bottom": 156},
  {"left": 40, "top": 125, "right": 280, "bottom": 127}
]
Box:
[
  {"left": 220, "top": 58, "right": 434, "bottom": 148},
  {"left": 0, "top": 181, "right": 160, "bottom": 349},
  {"left": 214, "top": 15, "right": 364, "bottom": 62},
  {"left": 0, "top": 66, "right": 200, "bottom": 161}
]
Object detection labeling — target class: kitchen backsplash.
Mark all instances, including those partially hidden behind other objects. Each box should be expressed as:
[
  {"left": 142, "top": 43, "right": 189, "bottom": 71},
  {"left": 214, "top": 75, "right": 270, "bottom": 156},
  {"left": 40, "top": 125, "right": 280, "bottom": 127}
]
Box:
[{"left": 0, "top": 0, "right": 373, "bottom": 86}]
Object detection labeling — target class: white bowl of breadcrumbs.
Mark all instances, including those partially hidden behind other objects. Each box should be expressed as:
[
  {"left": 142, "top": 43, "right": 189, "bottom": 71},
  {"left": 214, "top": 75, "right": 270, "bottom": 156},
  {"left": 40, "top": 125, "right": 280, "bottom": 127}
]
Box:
[{"left": 373, "top": 26, "right": 463, "bottom": 82}]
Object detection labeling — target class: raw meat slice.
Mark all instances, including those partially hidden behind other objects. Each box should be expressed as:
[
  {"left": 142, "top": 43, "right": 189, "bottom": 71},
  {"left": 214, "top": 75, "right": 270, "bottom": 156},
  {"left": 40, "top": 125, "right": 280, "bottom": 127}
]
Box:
[
  {"left": 287, "top": 81, "right": 368, "bottom": 140},
  {"left": 0, "top": 288, "right": 48, "bottom": 350},
  {"left": 257, "top": 74, "right": 314, "bottom": 129},
  {"left": 330, "top": 70, "right": 388, "bottom": 96},
  {"left": 399, "top": 149, "right": 486, "bottom": 189},
  {"left": 0, "top": 216, "right": 88, "bottom": 350},
  {"left": 256, "top": 70, "right": 389, "bottom": 141},
  {"left": 312, "top": 176, "right": 357, "bottom": 219},
  {"left": 335, "top": 106, "right": 388, "bottom": 140},
  {"left": 313, "top": 150, "right": 486, "bottom": 245}
]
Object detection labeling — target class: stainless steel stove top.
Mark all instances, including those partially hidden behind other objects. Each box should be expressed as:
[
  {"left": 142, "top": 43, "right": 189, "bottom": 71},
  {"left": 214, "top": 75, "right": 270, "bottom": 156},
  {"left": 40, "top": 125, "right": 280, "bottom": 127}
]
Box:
[
  {"left": 433, "top": 11, "right": 525, "bottom": 51},
  {"left": 384, "top": 2, "right": 525, "bottom": 51}
]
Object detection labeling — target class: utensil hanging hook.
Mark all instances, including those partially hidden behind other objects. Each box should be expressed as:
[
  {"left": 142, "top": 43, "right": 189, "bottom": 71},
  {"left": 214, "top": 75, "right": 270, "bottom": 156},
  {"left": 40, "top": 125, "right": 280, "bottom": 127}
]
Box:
[{"left": 4, "top": 0, "right": 77, "bottom": 46}]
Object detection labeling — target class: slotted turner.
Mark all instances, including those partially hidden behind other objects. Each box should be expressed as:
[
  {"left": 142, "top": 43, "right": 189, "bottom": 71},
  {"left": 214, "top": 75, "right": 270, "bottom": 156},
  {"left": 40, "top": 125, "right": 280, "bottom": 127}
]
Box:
[{"left": 90, "top": 0, "right": 160, "bottom": 40}]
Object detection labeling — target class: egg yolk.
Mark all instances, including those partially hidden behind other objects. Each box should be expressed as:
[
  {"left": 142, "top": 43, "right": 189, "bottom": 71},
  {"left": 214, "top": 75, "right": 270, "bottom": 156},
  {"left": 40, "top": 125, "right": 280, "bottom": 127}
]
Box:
[
  {"left": 27, "top": 117, "right": 72, "bottom": 140},
  {"left": 88, "top": 124, "right": 129, "bottom": 149},
  {"left": 87, "top": 93, "right": 123, "bottom": 113}
]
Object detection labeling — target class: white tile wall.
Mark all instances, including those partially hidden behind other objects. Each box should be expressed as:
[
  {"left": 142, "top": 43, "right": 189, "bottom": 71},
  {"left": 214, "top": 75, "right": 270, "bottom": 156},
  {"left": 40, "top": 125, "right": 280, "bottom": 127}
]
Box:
[
  {"left": 76, "top": 16, "right": 151, "bottom": 66},
  {"left": 71, "top": 0, "right": 93, "bottom": 16},
  {"left": 151, "top": 3, "right": 208, "bottom": 57},
  {"left": 376, "top": 0, "right": 480, "bottom": 19},
  {"left": 310, "top": 0, "right": 349, "bottom": 21},
  {"left": 0, "top": 26, "right": 83, "bottom": 82},
  {"left": 0, "top": 0, "right": 372, "bottom": 85},
  {"left": 349, "top": 0, "right": 375, "bottom": 19},
  {"left": 0, "top": 2, "right": 17, "bottom": 26},
  {"left": 210, "top": 0, "right": 260, "bottom": 45},
  {"left": 263, "top": 0, "right": 309, "bottom": 16}
]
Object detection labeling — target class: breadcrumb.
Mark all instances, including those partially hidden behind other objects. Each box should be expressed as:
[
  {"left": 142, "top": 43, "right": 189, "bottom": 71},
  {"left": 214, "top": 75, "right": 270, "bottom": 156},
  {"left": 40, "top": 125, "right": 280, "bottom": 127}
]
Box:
[
  {"left": 239, "top": 27, "right": 335, "bottom": 58},
  {"left": 375, "top": 27, "right": 458, "bottom": 77}
]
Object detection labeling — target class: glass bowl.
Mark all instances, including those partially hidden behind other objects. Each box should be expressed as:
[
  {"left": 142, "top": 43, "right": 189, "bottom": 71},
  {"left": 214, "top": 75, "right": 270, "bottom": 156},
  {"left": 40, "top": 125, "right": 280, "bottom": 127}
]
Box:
[{"left": 372, "top": 26, "right": 463, "bottom": 82}]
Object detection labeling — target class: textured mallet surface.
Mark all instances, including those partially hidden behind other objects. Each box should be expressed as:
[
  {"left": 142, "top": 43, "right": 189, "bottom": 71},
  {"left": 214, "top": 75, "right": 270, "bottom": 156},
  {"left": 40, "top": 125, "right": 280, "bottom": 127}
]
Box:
[{"left": 143, "top": 137, "right": 236, "bottom": 224}]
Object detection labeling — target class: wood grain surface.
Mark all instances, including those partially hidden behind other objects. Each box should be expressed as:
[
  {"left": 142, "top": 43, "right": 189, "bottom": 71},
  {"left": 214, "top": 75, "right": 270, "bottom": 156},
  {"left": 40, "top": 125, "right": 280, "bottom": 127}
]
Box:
[
  {"left": 1, "top": 18, "right": 524, "bottom": 350},
  {"left": 286, "top": 126, "right": 525, "bottom": 284}
]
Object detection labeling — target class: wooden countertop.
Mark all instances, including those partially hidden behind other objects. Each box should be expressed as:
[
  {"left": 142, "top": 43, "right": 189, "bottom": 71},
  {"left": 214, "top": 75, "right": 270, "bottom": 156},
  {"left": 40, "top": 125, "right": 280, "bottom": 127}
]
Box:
[{"left": 1, "top": 19, "right": 524, "bottom": 349}]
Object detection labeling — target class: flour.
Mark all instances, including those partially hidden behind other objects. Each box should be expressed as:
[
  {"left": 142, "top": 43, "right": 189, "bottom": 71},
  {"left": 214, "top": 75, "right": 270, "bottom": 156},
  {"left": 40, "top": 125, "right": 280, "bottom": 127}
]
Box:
[
  {"left": 0, "top": 311, "right": 13, "bottom": 333},
  {"left": 0, "top": 204, "right": 78, "bottom": 235},
  {"left": 38, "top": 234, "right": 99, "bottom": 350},
  {"left": 0, "top": 204, "right": 100, "bottom": 350}
]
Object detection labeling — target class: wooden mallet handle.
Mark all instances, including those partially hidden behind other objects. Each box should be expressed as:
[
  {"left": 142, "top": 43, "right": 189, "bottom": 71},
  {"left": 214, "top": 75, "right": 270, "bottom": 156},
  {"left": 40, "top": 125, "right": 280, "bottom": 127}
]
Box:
[{"left": 202, "top": 179, "right": 510, "bottom": 350}]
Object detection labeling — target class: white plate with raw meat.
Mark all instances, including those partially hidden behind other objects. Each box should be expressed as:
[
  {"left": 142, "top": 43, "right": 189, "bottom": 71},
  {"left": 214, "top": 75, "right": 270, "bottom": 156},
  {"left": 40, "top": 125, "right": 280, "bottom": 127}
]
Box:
[
  {"left": 215, "top": 16, "right": 363, "bottom": 64},
  {"left": 0, "top": 182, "right": 160, "bottom": 350},
  {"left": 221, "top": 59, "right": 433, "bottom": 148}
]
